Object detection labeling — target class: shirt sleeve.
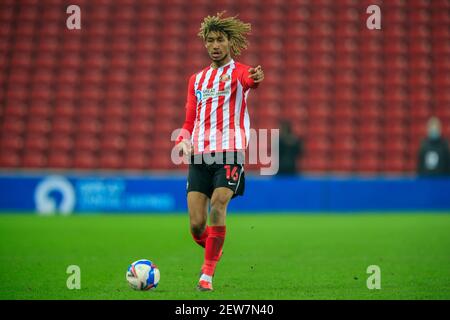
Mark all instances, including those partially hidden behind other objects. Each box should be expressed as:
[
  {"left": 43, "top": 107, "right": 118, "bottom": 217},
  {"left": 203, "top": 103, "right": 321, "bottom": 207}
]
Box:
[
  {"left": 240, "top": 65, "right": 260, "bottom": 91},
  {"left": 175, "top": 74, "right": 197, "bottom": 145}
]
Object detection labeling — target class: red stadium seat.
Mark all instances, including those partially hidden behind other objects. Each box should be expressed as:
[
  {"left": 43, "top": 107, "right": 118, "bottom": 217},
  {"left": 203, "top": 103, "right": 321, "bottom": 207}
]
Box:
[
  {"left": 78, "top": 105, "right": 101, "bottom": 119},
  {"left": 102, "top": 120, "right": 127, "bottom": 136},
  {"left": 2, "top": 118, "right": 25, "bottom": 135},
  {"left": 330, "top": 155, "right": 355, "bottom": 173},
  {"left": 306, "top": 137, "right": 330, "bottom": 154},
  {"left": 52, "top": 118, "right": 75, "bottom": 135},
  {"left": 301, "top": 156, "right": 329, "bottom": 172},
  {"left": 49, "top": 135, "right": 73, "bottom": 153},
  {"left": 26, "top": 118, "right": 51, "bottom": 135},
  {"left": 356, "top": 155, "right": 381, "bottom": 173},
  {"left": 74, "top": 135, "right": 99, "bottom": 153},
  {"left": 29, "top": 102, "right": 53, "bottom": 118},
  {"left": 0, "top": 152, "right": 21, "bottom": 168},
  {"left": 332, "top": 138, "right": 356, "bottom": 154},
  {"left": 24, "top": 135, "right": 48, "bottom": 152},
  {"left": 126, "top": 137, "right": 149, "bottom": 153},
  {"left": 99, "top": 152, "right": 123, "bottom": 169},
  {"left": 22, "top": 151, "right": 47, "bottom": 168},
  {"left": 77, "top": 120, "right": 101, "bottom": 135},
  {"left": 0, "top": 133, "right": 24, "bottom": 152},
  {"left": 124, "top": 152, "right": 148, "bottom": 170},
  {"left": 73, "top": 152, "right": 98, "bottom": 169},
  {"left": 104, "top": 104, "right": 128, "bottom": 120},
  {"left": 47, "top": 152, "right": 72, "bottom": 169},
  {"left": 384, "top": 139, "right": 408, "bottom": 156},
  {"left": 382, "top": 156, "right": 407, "bottom": 173},
  {"left": 100, "top": 135, "right": 126, "bottom": 153},
  {"left": 127, "top": 119, "right": 153, "bottom": 135},
  {"left": 332, "top": 122, "right": 355, "bottom": 138}
]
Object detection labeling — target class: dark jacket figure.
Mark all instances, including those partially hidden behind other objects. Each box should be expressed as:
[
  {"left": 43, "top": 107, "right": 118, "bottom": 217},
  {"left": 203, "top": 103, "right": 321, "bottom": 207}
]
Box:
[
  {"left": 417, "top": 117, "right": 450, "bottom": 176},
  {"left": 278, "top": 122, "right": 302, "bottom": 175}
]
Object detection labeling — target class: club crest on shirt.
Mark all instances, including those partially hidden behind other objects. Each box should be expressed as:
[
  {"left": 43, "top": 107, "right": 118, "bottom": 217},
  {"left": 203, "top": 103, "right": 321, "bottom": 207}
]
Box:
[{"left": 220, "top": 74, "right": 231, "bottom": 82}]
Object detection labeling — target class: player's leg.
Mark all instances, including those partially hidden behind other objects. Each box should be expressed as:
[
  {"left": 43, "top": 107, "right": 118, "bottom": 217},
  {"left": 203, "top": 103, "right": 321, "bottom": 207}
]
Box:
[
  {"left": 209, "top": 187, "right": 233, "bottom": 225},
  {"left": 188, "top": 191, "right": 209, "bottom": 248},
  {"left": 207, "top": 186, "right": 233, "bottom": 260},
  {"left": 187, "top": 161, "right": 214, "bottom": 248},
  {"left": 198, "top": 187, "right": 233, "bottom": 291}
]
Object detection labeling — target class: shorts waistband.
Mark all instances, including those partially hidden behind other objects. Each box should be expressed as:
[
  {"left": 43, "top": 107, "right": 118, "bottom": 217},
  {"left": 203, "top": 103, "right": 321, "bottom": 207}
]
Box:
[{"left": 190, "top": 151, "right": 245, "bottom": 165}]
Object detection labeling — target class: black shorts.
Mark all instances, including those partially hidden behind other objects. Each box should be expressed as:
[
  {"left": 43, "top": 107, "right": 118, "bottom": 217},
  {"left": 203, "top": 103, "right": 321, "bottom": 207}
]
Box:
[{"left": 187, "top": 152, "right": 245, "bottom": 199}]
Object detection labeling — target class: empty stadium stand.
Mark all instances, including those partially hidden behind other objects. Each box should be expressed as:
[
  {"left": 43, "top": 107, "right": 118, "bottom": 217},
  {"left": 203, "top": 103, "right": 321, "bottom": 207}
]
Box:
[{"left": 0, "top": 0, "right": 449, "bottom": 173}]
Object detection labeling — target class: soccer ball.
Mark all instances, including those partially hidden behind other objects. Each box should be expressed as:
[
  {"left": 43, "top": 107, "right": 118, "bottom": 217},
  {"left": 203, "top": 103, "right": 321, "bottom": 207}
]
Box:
[{"left": 126, "top": 259, "right": 160, "bottom": 290}]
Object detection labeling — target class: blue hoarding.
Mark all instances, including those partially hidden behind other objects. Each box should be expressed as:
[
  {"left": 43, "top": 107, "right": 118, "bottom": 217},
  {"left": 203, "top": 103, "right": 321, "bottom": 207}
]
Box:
[{"left": 0, "top": 172, "right": 449, "bottom": 214}]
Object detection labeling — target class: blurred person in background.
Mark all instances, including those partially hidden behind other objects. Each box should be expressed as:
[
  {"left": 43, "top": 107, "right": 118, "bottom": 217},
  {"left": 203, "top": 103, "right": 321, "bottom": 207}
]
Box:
[
  {"left": 277, "top": 120, "right": 303, "bottom": 175},
  {"left": 417, "top": 117, "right": 450, "bottom": 176}
]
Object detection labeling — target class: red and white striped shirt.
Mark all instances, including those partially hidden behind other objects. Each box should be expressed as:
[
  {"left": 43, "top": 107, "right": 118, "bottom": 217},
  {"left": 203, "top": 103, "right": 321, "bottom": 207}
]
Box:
[{"left": 176, "top": 59, "right": 259, "bottom": 154}]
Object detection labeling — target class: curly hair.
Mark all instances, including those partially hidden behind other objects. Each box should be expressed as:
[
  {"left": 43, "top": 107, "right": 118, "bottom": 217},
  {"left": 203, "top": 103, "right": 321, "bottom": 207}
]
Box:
[{"left": 198, "top": 11, "right": 252, "bottom": 56}]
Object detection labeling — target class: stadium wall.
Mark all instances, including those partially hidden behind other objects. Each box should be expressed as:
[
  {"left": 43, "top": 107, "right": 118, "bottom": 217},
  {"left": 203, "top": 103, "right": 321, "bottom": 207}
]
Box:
[{"left": 0, "top": 173, "right": 449, "bottom": 214}]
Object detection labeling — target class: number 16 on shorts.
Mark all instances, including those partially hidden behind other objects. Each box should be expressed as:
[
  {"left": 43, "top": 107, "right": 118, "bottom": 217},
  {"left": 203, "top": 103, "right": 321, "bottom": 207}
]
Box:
[{"left": 224, "top": 165, "right": 239, "bottom": 183}]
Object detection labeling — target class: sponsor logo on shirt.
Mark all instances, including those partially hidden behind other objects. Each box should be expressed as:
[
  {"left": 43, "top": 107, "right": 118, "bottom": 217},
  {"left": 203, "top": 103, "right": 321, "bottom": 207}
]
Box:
[{"left": 199, "top": 88, "right": 230, "bottom": 100}]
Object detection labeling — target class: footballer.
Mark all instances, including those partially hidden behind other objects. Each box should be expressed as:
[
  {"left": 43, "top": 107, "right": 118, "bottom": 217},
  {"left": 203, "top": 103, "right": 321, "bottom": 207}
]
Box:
[{"left": 175, "top": 12, "right": 264, "bottom": 291}]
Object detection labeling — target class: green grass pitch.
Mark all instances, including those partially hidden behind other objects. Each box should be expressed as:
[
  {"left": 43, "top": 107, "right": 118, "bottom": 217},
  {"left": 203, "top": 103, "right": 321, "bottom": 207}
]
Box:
[{"left": 0, "top": 213, "right": 449, "bottom": 300}]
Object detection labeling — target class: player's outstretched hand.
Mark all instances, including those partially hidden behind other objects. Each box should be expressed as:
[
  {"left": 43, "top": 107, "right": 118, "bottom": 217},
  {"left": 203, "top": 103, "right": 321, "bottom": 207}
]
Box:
[{"left": 248, "top": 65, "right": 264, "bottom": 83}]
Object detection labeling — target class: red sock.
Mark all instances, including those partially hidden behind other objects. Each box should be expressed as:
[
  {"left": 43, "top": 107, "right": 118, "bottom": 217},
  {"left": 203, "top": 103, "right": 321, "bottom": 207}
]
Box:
[
  {"left": 191, "top": 226, "right": 209, "bottom": 248},
  {"left": 202, "top": 226, "right": 226, "bottom": 277}
]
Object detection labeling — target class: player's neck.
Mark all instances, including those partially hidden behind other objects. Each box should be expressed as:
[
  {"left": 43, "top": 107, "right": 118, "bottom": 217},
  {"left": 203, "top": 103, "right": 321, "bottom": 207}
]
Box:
[{"left": 211, "top": 56, "right": 232, "bottom": 69}]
